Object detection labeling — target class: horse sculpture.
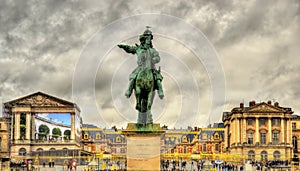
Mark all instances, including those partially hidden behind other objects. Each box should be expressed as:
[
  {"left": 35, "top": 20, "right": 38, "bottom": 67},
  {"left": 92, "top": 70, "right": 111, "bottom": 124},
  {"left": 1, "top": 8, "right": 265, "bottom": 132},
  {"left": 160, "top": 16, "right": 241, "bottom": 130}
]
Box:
[
  {"left": 118, "top": 27, "right": 164, "bottom": 125},
  {"left": 135, "top": 55, "right": 155, "bottom": 124}
]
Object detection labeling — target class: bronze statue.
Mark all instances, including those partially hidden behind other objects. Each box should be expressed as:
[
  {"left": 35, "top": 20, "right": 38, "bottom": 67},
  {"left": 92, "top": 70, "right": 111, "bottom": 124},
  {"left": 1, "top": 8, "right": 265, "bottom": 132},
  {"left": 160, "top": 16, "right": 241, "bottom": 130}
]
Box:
[{"left": 118, "top": 27, "right": 164, "bottom": 124}]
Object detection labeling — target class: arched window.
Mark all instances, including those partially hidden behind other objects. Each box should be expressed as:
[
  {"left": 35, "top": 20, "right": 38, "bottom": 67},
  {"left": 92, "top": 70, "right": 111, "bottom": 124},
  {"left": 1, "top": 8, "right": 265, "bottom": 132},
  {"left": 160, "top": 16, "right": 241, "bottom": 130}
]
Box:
[
  {"left": 84, "top": 133, "right": 88, "bottom": 140},
  {"left": 38, "top": 124, "right": 50, "bottom": 140},
  {"left": 116, "top": 136, "right": 121, "bottom": 143},
  {"left": 52, "top": 128, "right": 62, "bottom": 138},
  {"left": 293, "top": 136, "right": 298, "bottom": 152},
  {"left": 37, "top": 148, "right": 43, "bottom": 152},
  {"left": 248, "top": 150, "right": 255, "bottom": 160},
  {"left": 19, "top": 148, "right": 27, "bottom": 156},
  {"left": 274, "top": 151, "right": 280, "bottom": 160},
  {"left": 261, "top": 151, "right": 268, "bottom": 161},
  {"left": 63, "top": 148, "right": 68, "bottom": 153},
  {"left": 64, "top": 130, "right": 71, "bottom": 140},
  {"left": 96, "top": 133, "right": 100, "bottom": 140},
  {"left": 182, "top": 136, "right": 188, "bottom": 143},
  {"left": 50, "top": 148, "right": 56, "bottom": 151}
]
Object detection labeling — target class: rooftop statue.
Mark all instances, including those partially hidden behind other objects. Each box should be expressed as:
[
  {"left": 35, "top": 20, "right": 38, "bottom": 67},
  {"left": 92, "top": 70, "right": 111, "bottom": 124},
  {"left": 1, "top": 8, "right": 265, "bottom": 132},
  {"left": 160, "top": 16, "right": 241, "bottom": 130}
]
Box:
[{"left": 118, "top": 27, "right": 164, "bottom": 124}]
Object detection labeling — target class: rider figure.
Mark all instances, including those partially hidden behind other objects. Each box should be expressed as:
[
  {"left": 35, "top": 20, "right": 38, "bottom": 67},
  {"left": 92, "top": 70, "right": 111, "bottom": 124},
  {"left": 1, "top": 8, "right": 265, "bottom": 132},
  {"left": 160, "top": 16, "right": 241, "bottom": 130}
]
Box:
[{"left": 118, "top": 27, "right": 164, "bottom": 99}]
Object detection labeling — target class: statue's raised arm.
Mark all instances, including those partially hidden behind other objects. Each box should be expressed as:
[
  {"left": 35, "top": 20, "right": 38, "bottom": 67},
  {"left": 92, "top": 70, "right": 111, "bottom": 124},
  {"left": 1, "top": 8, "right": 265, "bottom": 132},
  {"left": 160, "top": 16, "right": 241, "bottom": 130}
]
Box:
[{"left": 117, "top": 44, "right": 137, "bottom": 54}]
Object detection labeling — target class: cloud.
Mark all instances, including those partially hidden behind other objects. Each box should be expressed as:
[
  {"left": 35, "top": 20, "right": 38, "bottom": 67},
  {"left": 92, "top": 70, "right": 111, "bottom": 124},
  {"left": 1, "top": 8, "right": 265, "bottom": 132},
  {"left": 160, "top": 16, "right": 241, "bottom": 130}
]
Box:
[{"left": 1, "top": 0, "right": 300, "bottom": 128}]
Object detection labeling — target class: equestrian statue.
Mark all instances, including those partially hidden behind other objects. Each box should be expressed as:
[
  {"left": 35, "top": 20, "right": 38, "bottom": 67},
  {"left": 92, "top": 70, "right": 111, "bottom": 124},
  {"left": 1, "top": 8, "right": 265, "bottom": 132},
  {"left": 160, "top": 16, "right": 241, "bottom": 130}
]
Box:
[{"left": 118, "top": 27, "right": 164, "bottom": 124}]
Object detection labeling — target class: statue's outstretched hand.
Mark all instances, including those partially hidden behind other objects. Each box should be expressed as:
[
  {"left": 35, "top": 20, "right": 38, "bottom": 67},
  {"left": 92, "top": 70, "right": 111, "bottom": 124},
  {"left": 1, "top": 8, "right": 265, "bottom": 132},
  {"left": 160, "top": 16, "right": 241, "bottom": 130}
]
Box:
[{"left": 118, "top": 44, "right": 125, "bottom": 49}]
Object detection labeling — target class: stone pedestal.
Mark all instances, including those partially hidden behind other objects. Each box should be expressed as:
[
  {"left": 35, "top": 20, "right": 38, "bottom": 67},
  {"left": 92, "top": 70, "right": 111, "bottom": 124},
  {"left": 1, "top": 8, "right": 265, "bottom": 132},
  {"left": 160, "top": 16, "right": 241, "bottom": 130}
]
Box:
[{"left": 122, "top": 123, "right": 165, "bottom": 171}]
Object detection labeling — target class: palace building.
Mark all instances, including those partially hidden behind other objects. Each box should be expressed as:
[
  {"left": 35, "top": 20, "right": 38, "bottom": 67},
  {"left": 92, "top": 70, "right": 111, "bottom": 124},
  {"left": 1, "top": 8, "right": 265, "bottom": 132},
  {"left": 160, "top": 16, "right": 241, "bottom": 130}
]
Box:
[
  {"left": 0, "top": 91, "right": 299, "bottom": 170},
  {"left": 222, "top": 101, "right": 294, "bottom": 162},
  {"left": 2, "top": 92, "right": 82, "bottom": 162}
]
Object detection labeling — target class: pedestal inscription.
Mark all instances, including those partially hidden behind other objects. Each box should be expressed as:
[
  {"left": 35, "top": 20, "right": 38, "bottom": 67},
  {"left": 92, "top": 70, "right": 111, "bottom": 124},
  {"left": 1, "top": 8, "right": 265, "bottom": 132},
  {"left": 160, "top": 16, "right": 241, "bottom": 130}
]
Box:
[
  {"left": 123, "top": 123, "right": 165, "bottom": 171},
  {"left": 127, "top": 136, "right": 160, "bottom": 170}
]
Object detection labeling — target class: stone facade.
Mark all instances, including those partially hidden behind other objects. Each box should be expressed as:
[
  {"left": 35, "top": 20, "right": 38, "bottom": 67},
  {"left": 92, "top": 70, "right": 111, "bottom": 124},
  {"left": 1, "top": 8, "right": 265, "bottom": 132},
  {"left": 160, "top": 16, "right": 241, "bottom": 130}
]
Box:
[
  {"left": 222, "top": 101, "right": 294, "bottom": 163},
  {"left": 3, "top": 92, "right": 82, "bottom": 159},
  {"left": 291, "top": 115, "right": 300, "bottom": 163},
  {"left": 0, "top": 117, "right": 10, "bottom": 169}
]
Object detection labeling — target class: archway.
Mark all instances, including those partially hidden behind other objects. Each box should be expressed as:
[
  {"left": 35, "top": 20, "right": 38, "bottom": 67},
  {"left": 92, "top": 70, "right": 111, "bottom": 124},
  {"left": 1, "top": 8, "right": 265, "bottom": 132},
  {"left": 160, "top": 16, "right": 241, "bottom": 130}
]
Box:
[
  {"left": 38, "top": 124, "right": 50, "bottom": 140},
  {"left": 19, "top": 148, "right": 26, "bottom": 156}
]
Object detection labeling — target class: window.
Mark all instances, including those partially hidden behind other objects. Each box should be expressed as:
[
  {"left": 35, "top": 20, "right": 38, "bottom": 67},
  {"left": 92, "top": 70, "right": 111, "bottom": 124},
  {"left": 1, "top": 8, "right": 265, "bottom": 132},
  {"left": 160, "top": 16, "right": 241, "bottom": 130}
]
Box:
[
  {"left": 84, "top": 133, "right": 88, "bottom": 140},
  {"left": 293, "top": 123, "right": 297, "bottom": 130},
  {"left": 260, "top": 119, "right": 266, "bottom": 126},
  {"left": 247, "top": 119, "right": 253, "bottom": 126},
  {"left": 182, "top": 136, "right": 188, "bottom": 143},
  {"left": 96, "top": 134, "right": 100, "bottom": 140},
  {"left": 116, "top": 136, "right": 121, "bottom": 143},
  {"left": 215, "top": 144, "right": 219, "bottom": 152},
  {"left": 274, "top": 151, "right": 280, "bottom": 160},
  {"left": 261, "top": 151, "right": 268, "bottom": 161},
  {"left": 272, "top": 119, "right": 279, "bottom": 126},
  {"left": 293, "top": 136, "right": 298, "bottom": 152},
  {"left": 202, "top": 133, "right": 207, "bottom": 140},
  {"left": 260, "top": 133, "right": 266, "bottom": 145},
  {"left": 0, "top": 137, "right": 2, "bottom": 149},
  {"left": 248, "top": 150, "right": 255, "bottom": 160},
  {"left": 248, "top": 132, "right": 254, "bottom": 144},
  {"left": 214, "top": 133, "right": 219, "bottom": 139},
  {"left": 272, "top": 132, "right": 279, "bottom": 145},
  {"left": 19, "top": 148, "right": 27, "bottom": 156},
  {"left": 203, "top": 144, "right": 207, "bottom": 152}
]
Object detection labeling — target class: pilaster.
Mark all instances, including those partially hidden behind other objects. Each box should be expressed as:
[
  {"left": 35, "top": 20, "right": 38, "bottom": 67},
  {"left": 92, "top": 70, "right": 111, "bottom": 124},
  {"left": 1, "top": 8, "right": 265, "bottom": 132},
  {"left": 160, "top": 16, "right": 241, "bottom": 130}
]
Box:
[
  {"left": 255, "top": 117, "right": 259, "bottom": 143},
  {"left": 268, "top": 118, "right": 272, "bottom": 143},
  {"left": 71, "top": 113, "right": 75, "bottom": 140},
  {"left": 281, "top": 118, "right": 285, "bottom": 143}
]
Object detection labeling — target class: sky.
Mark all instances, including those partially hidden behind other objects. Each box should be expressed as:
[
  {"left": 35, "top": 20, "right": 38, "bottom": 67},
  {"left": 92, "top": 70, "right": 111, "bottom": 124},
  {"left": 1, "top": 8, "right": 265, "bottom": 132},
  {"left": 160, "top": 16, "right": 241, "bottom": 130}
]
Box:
[
  {"left": 36, "top": 113, "right": 71, "bottom": 126},
  {"left": 0, "top": 0, "right": 299, "bottom": 129}
]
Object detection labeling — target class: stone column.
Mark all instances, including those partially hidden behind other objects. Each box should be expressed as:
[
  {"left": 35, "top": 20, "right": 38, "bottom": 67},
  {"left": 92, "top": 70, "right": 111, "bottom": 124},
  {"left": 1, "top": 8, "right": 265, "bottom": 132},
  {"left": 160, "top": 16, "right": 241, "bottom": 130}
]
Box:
[
  {"left": 256, "top": 117, "right": 259, "bottom": 143},
  {"left": 287, "top": 119, "right": 291, "bottom": 144},
  {"left": 71, "top": 113, "right": 75, "bottom": 140},
  {"left": 243, "top": 118, "right": 247, "bottom": 143},
  {"left": 281, "top": 118, "right": 285, "bottom": 143},
  {"left": 31, "top": 114, "right": 36, "bottom": 140},
  {"left": 268, "top": 118, "right": 272, "bottom": 143},
  {"left": 26, "top": 113, "right": 31, "bottom": 140},
  {"left": 237, "top": 118, "right": 240, "bottom": 143},
  {"left": 15, "top": 113, "right": 20, "bottom": 140},
  {"left": 224, "top": 124, "right": 228, "bottom": 149},
  {"left": 11, "top": 113, "right": 14, "bottom": 140}
]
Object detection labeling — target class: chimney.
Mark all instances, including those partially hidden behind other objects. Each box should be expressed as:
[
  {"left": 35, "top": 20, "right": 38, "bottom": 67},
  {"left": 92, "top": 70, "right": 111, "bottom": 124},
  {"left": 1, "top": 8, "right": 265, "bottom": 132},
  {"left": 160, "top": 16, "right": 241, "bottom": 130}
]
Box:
[
  {"left": 274, "top": 102, "right": 279, "bottom": 107},
  {"left": 267, "top": 101, "right": 272, "bottom": 105},
  {"left": 240, "top": 103, "right": 244, "bottom": 108},
  {"left": 249, "top": 100, "right": 256, "bottom": 107}
]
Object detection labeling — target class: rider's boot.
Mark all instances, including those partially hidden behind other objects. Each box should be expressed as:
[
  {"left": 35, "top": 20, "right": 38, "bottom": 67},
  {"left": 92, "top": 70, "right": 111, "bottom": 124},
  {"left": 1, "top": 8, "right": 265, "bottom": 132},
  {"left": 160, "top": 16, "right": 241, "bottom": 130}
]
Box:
[
  {"left": 156, "top": 80, "right": 164, "bottom": 99},
  {"left": 125, "top": 79, "right": 134, "bottom": 98}
]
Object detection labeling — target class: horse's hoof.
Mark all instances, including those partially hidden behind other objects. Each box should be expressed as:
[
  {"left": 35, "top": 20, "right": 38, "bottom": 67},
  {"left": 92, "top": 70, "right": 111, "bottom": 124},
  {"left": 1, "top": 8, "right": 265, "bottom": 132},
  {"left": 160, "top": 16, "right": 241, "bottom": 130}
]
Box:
[
  {"left": 159, "top": 93, "right": 164, "bottom": 99},
  {"left": 125, "top": 91, "right": 131, "bottom": 98}
]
